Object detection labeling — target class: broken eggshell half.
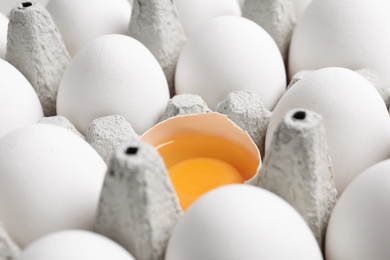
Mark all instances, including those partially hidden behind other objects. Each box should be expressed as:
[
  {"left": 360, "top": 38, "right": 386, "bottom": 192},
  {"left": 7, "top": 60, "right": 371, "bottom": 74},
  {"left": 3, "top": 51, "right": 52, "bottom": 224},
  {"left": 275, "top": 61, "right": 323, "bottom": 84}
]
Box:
[{"left": 141, "top": 112, "right": 261, "bottom": 210}]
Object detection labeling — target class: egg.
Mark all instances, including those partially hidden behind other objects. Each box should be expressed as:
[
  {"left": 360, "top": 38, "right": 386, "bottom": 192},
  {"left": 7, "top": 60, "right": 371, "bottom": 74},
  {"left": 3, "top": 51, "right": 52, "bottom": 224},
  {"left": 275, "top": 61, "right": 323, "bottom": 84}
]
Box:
[
  {"left": 0, "top": 124, "right": 107, "bottom": 247},
  {"left": 46, "top": 0, "right": 131, "bottom": 57},
  {"left": 266, "top": 67, "right": 390, "bottom": 194},
  {"left": 57, "top": 34, "right": 170, "bottom": 135},
  {"left": 291, "top": 0, "right": 312, "bottom": 20},
  {"left": 165, "top": 184, "right": 322, "bottom": 260},
  {"left": 325, "top": 159, "right": 390, "bottom": 260},
  {"left": 236, "top": 0, "right": 245, "bottom": 8},
  {"left": 288, "top": 0, "right": 390, "bottom": 84},
  {"left": 0, "top": 12, "right": 8, "bottom": 59},
  {"left": 18, "top": 230, "right": 135, "bottom": 260},
  {"left": 141, "top": 112, "right": 261, "bottom": 210},
  {"left": 173, "top": 0, "right": 241, "bottom": 36},
  {"left": 0, "top": 58, "right": 43, "bottom": 139},
  {"left": 175, "top": 15, "right": 286, "bottom": 111}
]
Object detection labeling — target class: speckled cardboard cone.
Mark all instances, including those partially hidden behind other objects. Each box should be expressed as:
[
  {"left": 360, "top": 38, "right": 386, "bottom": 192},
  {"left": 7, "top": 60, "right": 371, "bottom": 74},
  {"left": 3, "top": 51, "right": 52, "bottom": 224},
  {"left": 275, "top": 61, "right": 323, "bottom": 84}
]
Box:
[
  {"left": 86, "top": 115, "right": 141, "bottom": 164},
  {"left": 216, "top": 90, "right": 271, "bottom": 160},
  {"left": 159, "top": 94, "right": 212, "bottom": 122},
  {"left": 256, "top": 108, "right": 338, "bottom": 252},
  {"left": 242, "top": 0, "right": 296, "bottom": 61},
  {"left": 6, "top": 1, "right": 71, "bottom": 116},
  {"left": 129, "top": 0, "right": 186, "bottom": 96},
  {"left": 95, "top": 141, "right": 182, "bottom": 260}
]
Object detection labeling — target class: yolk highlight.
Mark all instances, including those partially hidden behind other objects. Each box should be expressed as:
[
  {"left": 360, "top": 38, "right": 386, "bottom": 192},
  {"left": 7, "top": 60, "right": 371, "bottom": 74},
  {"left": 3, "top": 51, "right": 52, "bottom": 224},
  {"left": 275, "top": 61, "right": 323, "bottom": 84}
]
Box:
[
  {"left": 169, "top": 157, "right": 244, "bottom": 211},
  {"left": 155, "top": 133, "right": 259, "bottom": 211}
]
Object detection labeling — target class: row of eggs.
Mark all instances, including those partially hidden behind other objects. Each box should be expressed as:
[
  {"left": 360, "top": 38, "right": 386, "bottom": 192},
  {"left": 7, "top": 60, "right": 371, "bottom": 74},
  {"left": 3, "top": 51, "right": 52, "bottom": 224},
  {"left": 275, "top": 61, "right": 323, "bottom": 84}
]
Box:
[
  {"left": 1, "top": 63, "right": 390, "bottom": 258},
  {"left": 4, "top": 122, "right": 390, "bottom": 260},
  {"left": 1, "top": 0, "right": 390, "bottom": 259},
  {"left": 0, "top": 0, "right": 388, "bottom": 84},
  {"left": 3, "top": 0, "right": 390, "bottom": 136},
  {"left": 0, "top": 0, "right": 314, "bottom": 59}
]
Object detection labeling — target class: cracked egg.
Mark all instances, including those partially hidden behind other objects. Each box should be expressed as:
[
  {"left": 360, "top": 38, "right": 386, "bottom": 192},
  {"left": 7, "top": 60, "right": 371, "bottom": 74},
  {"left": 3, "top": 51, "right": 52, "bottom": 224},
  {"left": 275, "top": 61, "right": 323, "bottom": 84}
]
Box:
[{"left": 141, "top": 112, "right": 261, "bottom": 211}]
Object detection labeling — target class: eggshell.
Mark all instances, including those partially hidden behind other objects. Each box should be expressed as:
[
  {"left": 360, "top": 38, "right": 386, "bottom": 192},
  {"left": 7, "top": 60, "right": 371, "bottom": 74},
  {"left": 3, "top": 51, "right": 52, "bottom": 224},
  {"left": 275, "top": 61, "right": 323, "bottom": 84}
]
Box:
[
  {"left": 291, "top": 0, "right": 312, "bottom": 20},
  {"left": 288, "top": 0, "right": 390, "bottom": 84},
  {"left": 0, "top": 12, "right": 7, "bottom": 59},
  {"left": 57, "top": 34, "right": 170, "bottom": 135},
  {"left": 0, "top": 59, "right": 43, "bottom": 139},
  {"left": 0, "top": 124, "right": 107, "bottom": 248},
  {"left": 175, "top": 16, "right": 286, "bottom": 111},
  {"left": 141, "top": 112, "right": 261, "bottom": 183},
  {"left": 325, "top": 159, "right": 390, "bottom": 260},
  {"left": 173, "top": 0, "right": 241, "bottom": 36},
  {"left": 18, "top": 230, "right": 135, "bottom": 260},
  {"left": 236, "top": 0, "right": 245, "bottom": 8},
  {"left": 266, "top": 67, "right": 390, "bottom": 194},
  {"left": 46, "top": 0, "right": 131, "bottom": 56},
  {"left": 165, "top": 184, "right": 323, "bottom": 260}
]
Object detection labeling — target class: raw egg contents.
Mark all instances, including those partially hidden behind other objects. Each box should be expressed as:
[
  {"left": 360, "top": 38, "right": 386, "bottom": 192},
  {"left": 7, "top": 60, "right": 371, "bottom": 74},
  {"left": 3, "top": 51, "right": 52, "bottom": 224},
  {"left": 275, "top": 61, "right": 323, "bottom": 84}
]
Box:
[
  {"left": 169, "top": 157, "right": 244, "bottom": 210},
  {"left": 155, "top": 133, "right": 259, "bottom": 210}
]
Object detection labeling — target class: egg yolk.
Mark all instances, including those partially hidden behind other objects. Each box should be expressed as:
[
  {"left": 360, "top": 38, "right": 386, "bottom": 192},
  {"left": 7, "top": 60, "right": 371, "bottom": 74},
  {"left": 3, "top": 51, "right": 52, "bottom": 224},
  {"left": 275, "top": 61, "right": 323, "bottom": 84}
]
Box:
[{"left": 155, "top": 133, "right": 259, "bottom": 211}]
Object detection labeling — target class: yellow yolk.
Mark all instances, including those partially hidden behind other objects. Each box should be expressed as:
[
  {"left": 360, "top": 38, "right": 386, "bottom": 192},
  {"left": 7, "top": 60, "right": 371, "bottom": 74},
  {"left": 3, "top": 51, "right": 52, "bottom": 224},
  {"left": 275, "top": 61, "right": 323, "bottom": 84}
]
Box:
[
  {"left": 155, "top": 133, "right": 259, "bottom": 211},
  {"left": 169, "top": 157, "right": 244, "bottom": 210}
]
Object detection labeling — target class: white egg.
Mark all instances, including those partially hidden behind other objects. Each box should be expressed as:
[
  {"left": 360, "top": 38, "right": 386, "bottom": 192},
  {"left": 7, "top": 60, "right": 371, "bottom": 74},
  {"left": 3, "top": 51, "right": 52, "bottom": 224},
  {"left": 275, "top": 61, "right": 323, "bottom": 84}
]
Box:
[
  {"left": 266, "top": 67, "right": 390, "bottom": 194},
  {"left": 291, "top": 0, "right": 312, "bottom": 20},
  {"left": 325, "top": 159, "right": 390, "bottom": 260},
  {"left": 173, "top": 0, "right": 241, "bottom": 36},
  {"left": 288, "top": 0, "right": 390, "bottom": 84},
  {"left": 175, "top": 16, "right": 286, "bottom": 111},
  {"left": 46, "top": 0, "right": 131, "bottom": 56},
  {"left": 0, "top": 12, "right": 8, "bottom": 59},
  {"left": 0, "top": 59, "right": 43, "bottom": 139},
  {"left": 57, "top": 34, "right": 170, "bottom": 135},
  {"left": 0, "top": 124, "right": 107, "bottom": 248},
  {"left": 236, "top": 0, "right": 245, "bottom": 8},
  {"left": 18, "top": 230, "right": 135, "bottom": 260},
  {"left": 165, "top": 184, "right": 322, "bottom": 260}
]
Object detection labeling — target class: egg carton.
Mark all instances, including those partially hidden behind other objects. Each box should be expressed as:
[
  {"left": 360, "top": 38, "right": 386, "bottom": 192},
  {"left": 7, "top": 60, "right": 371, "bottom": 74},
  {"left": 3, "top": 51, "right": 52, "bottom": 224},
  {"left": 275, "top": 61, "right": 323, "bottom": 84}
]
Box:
[{"left": 1, "top": 0, "right": 390, "bottom": 260}]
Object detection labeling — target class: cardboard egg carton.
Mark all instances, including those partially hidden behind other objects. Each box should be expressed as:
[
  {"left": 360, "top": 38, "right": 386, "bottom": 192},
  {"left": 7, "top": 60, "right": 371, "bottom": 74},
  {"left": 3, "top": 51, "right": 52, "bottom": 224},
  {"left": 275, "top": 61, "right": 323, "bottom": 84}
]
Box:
[
  {"left": 95, "top": 116, "right": 333, "bottom": 259},
  {"left": 0, "top": 222, "right": 20, "bottom": 260},
  {"left": 2, "top": 1, "right": 390, "bottom": 260}
]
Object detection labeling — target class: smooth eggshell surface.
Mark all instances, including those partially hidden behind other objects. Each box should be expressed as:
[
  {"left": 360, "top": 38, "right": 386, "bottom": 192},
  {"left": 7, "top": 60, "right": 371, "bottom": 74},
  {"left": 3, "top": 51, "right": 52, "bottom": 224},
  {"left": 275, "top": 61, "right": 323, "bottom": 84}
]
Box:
[
  {"left": 289, "top": 0, "right": 390, "bottom": 84},
  {"left": 46, "top": 0, "right": 131, "bottom": 57},
  {"left": 236, "top": 0, "right": 245, "bottom": 8},
  {"left": 0, "top": 59, "right": 43, "bottom": 139},
  {"left": 325, "top": 159, "right": 390, "bottom": 260},
  {"left": 266, "top": 67, "right": 390, "bottom": 195},
  {"left": 0, "top": 12, "right": 7, "bottom": 59},
  {"left": 173, "top": 0, "right": 241, "bottom": 36},
  {"left": 291, "top": 0, "right": 312, "bottom": 20},
  {"left": 57, "top": 34, "right": 170, "bottom": 135},
  {"left": 175, "top": 16, "right": 286, "bottom": 111},
  {"left": 0, "top": 124, "right": 107, "bottom": 248},
  {"left": 18, "top": 230, "right": 135, "bottom": 260},
  {"left": 165, "top": 184, "right": 322, "bottom": 260}
]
